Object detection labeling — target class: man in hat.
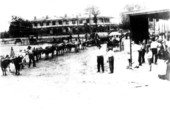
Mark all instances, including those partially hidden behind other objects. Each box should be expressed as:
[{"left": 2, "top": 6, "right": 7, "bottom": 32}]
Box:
[
  {"left": 96, "top": 45, "right": 105, "bottom": 73},
  {"left": 27, "top": 46, "right": 36, "bottom": 67}
]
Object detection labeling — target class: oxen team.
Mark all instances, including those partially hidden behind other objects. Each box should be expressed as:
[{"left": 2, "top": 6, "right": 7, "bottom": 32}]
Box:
[
  {"left": 0, "top": 32, "right": 120, "bottom": 76},
  {"left": 0, "top": 37, "right": 89, "bottom": 76}
]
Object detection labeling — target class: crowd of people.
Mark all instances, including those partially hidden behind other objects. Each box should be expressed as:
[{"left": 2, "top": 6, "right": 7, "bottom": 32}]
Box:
[
  {"left": 123, "top": 35, "right": 170, "bottom": 80},
  {"left": 95, "top": 33, "right": 170, "bottom": 81}
]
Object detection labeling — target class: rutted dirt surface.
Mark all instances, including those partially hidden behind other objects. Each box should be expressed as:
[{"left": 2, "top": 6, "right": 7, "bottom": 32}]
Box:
[{"left": 0, "top": 44, "right": 170, "bottom": 117}]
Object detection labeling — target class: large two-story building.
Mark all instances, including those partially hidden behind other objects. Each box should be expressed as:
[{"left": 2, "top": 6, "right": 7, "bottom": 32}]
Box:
[{"left": 31, "top": 16, "right": 114, "bottom": 36}]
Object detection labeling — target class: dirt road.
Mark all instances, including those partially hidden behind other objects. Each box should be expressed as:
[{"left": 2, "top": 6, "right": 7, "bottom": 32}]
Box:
[{"left": 0, "top": 44, "right": 170, "bottom": 117}]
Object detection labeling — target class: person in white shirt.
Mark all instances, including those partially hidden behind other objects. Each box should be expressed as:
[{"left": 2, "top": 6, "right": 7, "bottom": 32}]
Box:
[
  {"left": 10, "top": 47, "right": 15, "bottom": 58},
  {"left": 106, "top": 47, "right": 114, "bottom": 73},
  {"left": 96, "top": 45, "right": 105, "bottom": 73},
  {"left": 147, "top": 47, "right": 153, "bottom": 71},
  {"left": 123, "top": 38, "right": 130, "bottom": 53},
  {"left": 132, "top": 43, "right": 141, "bottom": 68},
  {"left": 150, "top": 38, "right": 159, "bottom": 64}
]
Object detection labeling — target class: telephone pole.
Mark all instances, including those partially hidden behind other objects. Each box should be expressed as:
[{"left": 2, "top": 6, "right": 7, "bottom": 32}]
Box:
[{"left": 77, "top": 15, "right": 80, "bottom": 40}]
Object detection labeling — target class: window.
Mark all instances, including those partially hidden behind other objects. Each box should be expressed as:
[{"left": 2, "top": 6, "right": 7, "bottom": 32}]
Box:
[
  {"left": 40, "top": 22, "right": 43, "bottom": 26},
  {"left": 79, "top": 20, "right": 83, "bottom": 24},
  {"left": 65, "top": 21, "right": 69, "bottom": 25},
  {"left": 100, "top": 18, "right": 103, "bottom": 23},
  {"left": 86, "top": 19, "right": 89, "bottom": 23},
  {"left": 46, "top": 22, "right": 50, "bottom": 26},
  {"left": 34, "top": 23, "right": 37, "bottom": 27},
  {"left": 52, "top": 21, "right": 56, "bottom": 25},
  {"left": 58, "top": 20, "right": 62, "bottom": 25},
  {"left": 105, "top": 18, "right": 110, "bottom": 23},
  {"left": 72, "top": 20, "right": 76, "bottom": 24}
]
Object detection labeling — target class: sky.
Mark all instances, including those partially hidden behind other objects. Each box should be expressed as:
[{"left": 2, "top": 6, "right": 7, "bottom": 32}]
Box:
[{"left": 0, "top": 0, "right": 170, "bottom": 32}]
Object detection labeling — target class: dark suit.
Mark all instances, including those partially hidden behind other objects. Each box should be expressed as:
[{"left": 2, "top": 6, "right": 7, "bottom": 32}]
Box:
[
  {"left": 97, "top": 56, "right": 104, "bottom": 72},
  {"left": 109, "top": 56, "right": 114, "bottom": 73}
]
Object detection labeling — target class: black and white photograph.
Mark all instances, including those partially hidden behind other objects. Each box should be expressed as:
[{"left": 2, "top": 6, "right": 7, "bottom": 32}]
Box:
[{"left": 0, "top": 0, "right": 170, "bottom": 117}]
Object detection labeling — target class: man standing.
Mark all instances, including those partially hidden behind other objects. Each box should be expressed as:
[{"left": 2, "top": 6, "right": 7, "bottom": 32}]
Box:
[
  {"left": 138, "top": 42, "right": 143, "bottom": 66},
  {"left": 107, "top": 47, "right": 114, "bottom": 73},
  {"left": 10, "top": 47, "right": 15, "bottom": 58},
  {"left": 95, "top": 33, "right": 101, "bottom": 47},
  {"left": 96, "top": 45, "right": 105, "bottom": 73},
  {"left": 147, "top": 47, "right": 153, "bottom": 71},
  {"left": 74, "top": 38, "right": 79, "bottom": 52},
  {"left": 27, "top": 46, "right": 36, "bottom": 67},
  {"left": 150, "top": 37, "right": 159, "bottom": 64}
]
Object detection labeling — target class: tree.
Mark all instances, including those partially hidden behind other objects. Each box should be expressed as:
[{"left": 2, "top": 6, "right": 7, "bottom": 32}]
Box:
[
  {"left": 119, "top": 14, "right": 130, "bottom": 30},
  {"left": 119, "top": 4, "right": 145, "bottom": 30},
  {"left": 0, "top": 31, "right": 10, "bottom": 38},
  {"left": 9, "top": 16, "right": 34, "bottom": 38},
  {"left": 85, "top": 6, "right": 100, "bottom": 33}
]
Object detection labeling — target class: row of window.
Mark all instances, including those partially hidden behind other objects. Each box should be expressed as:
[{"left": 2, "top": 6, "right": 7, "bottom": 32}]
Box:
[
  {"left": 35, "top": 25, "right": 111, "bottom": 36},
  {"left": 33, "top": 18, "right": 110, "bottom": 27}
]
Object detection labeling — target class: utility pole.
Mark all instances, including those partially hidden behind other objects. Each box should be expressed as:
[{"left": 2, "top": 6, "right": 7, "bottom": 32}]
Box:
[
  {"left": 154, "top": 18, "right": 156, "bottom": 34},
  {"left": 129, "top": 16, "right": 132, "bottom": 68},
  {"left": 77, "top": 15, "right": 80, "bottom": 40},
  {"left": 89, "top": 14, "right": 92, "bottom": 35},
  {"left": 19, "top": 21, "right": 21, "bottom": 38}
]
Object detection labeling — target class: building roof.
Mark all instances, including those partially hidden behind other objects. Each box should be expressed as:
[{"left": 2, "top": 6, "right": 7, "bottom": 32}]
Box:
[
  {"left": 124, "top": 9, "right": 170, "bottom": 19},
  {"left": 31, "top": 16, "right": 113, "bottom": 22}
]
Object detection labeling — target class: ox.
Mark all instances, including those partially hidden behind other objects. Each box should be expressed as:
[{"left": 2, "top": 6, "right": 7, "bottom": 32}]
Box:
[
  {"left": 1, "top": 58, "right": 11, "bottom": 76},
  {"left": 42, "top": 45, "right": 56, "bottom": 59},
  {"left": 12, "top": 56, "right": 23, "bottom": 75},
  {"left": 33, "top": 47, "right": 43, "bottom": 62},
  {"left": 56, "top": 43, "right": 65, "bottom": 55}
]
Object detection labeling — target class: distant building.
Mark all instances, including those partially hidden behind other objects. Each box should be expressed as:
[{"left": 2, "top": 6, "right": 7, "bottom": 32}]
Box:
[{"left": 30, "top": 16, "right": 115, "bottom": 36}]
